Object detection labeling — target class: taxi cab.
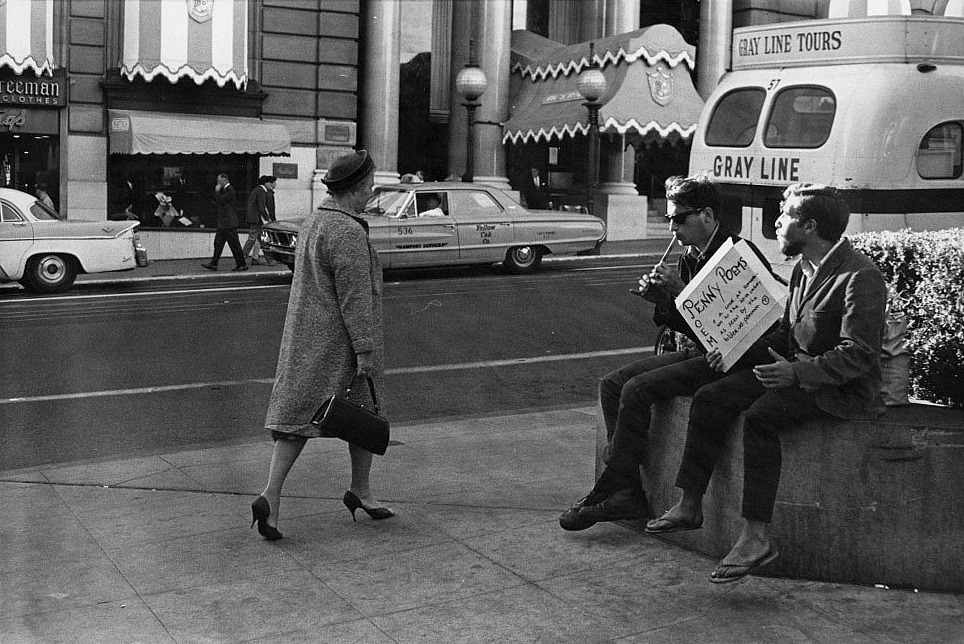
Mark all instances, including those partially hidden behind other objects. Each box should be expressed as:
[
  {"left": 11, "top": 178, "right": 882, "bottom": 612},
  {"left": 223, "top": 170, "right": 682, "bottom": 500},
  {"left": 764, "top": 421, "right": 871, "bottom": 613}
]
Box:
[{"left": 260, "top": 182, "right": 606, "bottom": 273}]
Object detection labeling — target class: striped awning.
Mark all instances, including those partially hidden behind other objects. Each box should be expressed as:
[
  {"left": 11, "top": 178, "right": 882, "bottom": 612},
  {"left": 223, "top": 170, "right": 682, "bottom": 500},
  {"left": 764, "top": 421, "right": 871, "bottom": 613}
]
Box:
[
  {"left": 108, "top": 109, "right": 290, "bottom": 156},
  {"left": 0, "top": 0, "right": 55, "bottom": 76},
  {"left": 504, "top": 25, "right": 703, "bottom": 145},
  {"left": 121, "top": 0, "right": 248, "bottom": 89}
]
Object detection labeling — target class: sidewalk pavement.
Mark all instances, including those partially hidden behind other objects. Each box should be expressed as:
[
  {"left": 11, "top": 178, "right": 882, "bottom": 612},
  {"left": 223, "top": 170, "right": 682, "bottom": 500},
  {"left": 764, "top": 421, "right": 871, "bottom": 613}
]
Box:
[{"left": 1, "top": 406, "right": 961, "bottom": 642}]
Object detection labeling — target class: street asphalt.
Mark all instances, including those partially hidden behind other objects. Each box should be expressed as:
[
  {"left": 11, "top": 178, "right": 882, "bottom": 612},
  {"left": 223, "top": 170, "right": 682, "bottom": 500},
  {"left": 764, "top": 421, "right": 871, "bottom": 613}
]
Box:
[{"left": 1, "top": 243, "right": 961, "bottom": 641}]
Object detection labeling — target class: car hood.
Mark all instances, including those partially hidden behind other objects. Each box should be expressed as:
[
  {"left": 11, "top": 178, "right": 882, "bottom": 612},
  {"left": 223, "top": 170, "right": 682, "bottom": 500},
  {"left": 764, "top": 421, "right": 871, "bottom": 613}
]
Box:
[
  {"left": 266, "top": 218, "right": 304, "bottom": 233},
  {"left": 31, "top": 220, "right": 139, "bottom": 240}
]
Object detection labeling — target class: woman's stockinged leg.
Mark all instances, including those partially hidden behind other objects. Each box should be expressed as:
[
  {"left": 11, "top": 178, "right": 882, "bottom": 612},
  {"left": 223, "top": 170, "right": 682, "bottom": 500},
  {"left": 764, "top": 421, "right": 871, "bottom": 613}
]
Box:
[
  {"left": 348, "top": 443, "right": 393, "bottom": 513},
  {"left": 260, "top": 436, "right": 306, "bottom": 527}
]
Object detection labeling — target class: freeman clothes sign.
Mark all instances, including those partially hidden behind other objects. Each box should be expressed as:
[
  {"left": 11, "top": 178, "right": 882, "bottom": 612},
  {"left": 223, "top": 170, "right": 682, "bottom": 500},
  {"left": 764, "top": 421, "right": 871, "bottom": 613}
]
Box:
[
  {"left": 0, "top": 75, "right": 66, "bottom": 108},
  {"left": 675, "top": 238, "right": 787, "bottom": 371}
]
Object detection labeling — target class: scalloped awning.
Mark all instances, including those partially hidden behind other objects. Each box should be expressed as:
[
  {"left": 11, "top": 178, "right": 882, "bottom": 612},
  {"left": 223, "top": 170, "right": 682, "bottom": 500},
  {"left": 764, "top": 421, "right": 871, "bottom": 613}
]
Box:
[
  {"left": 121, "top": 0, "right": 248, "bottom": 89},
  {"left": 108, "top": 110, "right": 290, "bottom": 156},
  {"left": 0, "top": 0, "right": 55, "bottom": 76},
  {"left": 504, "top": 25, "right": 703, "bottom": 145}
]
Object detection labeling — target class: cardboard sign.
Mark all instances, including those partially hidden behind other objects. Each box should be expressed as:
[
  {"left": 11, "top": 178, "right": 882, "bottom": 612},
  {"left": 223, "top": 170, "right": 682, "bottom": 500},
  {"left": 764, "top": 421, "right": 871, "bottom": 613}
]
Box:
[{"left": 675, "top": 238, "right": 787, "bottom": 370}]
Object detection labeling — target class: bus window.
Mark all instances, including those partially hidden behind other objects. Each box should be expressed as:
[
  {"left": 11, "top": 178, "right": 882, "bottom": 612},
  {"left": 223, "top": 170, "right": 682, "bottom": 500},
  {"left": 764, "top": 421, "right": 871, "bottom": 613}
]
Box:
[
  {"left": 917, "top": 122, "right": 963, "bottom": 179},
  {"left": 764, "top": 86, "right": 836, "bottom": 149},
  {"left": 705, "top": 88, "right": 766, "bottom": 148}
]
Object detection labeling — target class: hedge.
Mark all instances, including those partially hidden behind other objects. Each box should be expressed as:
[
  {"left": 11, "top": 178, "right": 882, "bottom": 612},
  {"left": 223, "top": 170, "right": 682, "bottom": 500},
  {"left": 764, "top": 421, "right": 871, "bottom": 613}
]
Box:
[{"left": 850, "top": 228, "right": 964, "bottom": 408}]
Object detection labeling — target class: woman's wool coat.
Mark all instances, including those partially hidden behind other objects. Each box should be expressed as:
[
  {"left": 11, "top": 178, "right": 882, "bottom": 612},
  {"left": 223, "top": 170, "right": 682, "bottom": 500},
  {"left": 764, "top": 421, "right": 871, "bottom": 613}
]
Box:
[{"left": 265, "top": 204, "right": 384, "bottom": 436}]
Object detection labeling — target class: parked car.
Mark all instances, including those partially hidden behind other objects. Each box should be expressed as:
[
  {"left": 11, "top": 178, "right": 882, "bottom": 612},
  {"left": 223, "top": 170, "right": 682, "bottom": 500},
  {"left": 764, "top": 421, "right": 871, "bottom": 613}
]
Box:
[
  {"left": 0, "top": 187, "right": 146, "bottom": 294},
  {"left": 260, "top": 182, "right": 606, "bottom": 273}
]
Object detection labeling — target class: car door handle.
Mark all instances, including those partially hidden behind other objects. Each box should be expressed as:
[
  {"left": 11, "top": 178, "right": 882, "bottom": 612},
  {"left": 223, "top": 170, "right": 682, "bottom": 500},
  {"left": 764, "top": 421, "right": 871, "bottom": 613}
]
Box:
[{"left": 444, "top": 224, "right": 455, "bottom": 230}]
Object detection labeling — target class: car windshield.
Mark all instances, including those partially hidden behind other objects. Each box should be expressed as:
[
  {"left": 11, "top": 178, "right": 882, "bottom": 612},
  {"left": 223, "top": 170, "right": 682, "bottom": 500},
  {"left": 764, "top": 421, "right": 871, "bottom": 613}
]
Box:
[
  {"left": 30, "top": 200, "right": 64, "bottom": 221},
  {"left": 364, "top": 189, "right": 411, "bottom": 218}
]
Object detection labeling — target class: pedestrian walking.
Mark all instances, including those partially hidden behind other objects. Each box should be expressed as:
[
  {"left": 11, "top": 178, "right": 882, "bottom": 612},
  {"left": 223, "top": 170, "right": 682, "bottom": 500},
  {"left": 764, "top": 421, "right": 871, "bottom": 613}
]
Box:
[
  {"left": 251, "top": 150, "right": 392, "bottom": 541},
  {"left": 201, "top": 173, "right": 247, "bottom": 271},
  {"left": 242, "top": 175, "right": 277, "bottom": 265}
]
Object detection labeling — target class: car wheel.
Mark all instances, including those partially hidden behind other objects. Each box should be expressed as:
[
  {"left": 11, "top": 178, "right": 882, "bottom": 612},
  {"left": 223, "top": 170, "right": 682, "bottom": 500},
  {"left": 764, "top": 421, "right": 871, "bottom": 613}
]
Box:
[
  {"left": 22, "top": 254, "right": 78, "bottom": 294},
  {"left": 503, "top": 246, "right": 543, "bottom": 273}
]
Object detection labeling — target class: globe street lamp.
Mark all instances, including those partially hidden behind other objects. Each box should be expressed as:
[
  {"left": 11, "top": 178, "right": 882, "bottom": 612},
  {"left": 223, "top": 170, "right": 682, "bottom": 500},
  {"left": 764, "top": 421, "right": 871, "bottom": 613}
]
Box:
[
  {"left": 576, "top": 42, "right": 607, "bottom": 216},
  {"left": 455, "top": 40, "right": 488, "bottom": 183}
]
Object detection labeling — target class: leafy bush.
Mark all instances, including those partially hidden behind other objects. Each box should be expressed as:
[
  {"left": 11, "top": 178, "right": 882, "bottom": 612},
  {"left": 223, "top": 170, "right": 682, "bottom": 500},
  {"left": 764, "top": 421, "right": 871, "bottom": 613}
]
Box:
[{"left": 851, "top": 228, "right": 964, "bottom": 408}]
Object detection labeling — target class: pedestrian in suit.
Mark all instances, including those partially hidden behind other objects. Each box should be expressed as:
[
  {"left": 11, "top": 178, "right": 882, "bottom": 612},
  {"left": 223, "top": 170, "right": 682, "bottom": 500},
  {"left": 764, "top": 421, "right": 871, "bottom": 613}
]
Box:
[
  {"left": 243, "top": 175, "right": 277, "bottom": 265},
  {"left": 202, "top": 173, "right": 247, "bottom": 271},
  {"left": 652, "top": 183, "right": 886, "bottom": 583}
]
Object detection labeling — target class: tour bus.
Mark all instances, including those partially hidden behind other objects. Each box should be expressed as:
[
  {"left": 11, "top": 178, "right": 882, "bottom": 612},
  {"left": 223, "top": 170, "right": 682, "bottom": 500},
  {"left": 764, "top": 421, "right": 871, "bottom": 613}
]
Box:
[{"left": 689, "top": 14, "right": 964, "bottom": 274}]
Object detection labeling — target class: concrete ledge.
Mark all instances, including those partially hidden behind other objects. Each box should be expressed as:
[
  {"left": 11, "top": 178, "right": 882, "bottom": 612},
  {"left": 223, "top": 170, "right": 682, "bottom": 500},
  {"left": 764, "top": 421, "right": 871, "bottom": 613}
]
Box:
[{"left": 595, "top": 398, "right": 964, "bottom": 592}]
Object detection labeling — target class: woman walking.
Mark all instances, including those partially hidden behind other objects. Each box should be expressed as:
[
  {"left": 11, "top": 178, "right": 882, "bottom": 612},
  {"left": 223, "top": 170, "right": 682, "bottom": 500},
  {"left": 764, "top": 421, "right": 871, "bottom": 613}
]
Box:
[{"left": 252, "top": 150, "right": 392, "bottom": 540}]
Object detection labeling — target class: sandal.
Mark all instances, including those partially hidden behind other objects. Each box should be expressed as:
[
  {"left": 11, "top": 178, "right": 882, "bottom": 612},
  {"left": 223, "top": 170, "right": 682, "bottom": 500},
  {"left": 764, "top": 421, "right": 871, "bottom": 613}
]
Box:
[
  {"left": 644, "top": 512, "right": 703, "bottom": 534},
  {"left": 709, "top": 548, "right": 779, "bottom": 584}
]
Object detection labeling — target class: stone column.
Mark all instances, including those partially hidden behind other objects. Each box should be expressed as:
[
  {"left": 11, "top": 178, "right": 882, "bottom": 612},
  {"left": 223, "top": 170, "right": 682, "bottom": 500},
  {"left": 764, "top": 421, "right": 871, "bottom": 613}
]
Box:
[
  {"left": 604, "top": 0, "right": 639, "bottom": 37},
  {"left": 697, "top": 0, "right": 732, "bottom": 100},
  {"left": 429, "top": 0, "right": 453, "bottom": 124},
  {"left": 548, "top": 0, "right": 580, "bottom": 45},
  {"left": 599, "top": 0, "right": 640, "bottom": 195},
  {"left": 472, "top": 0, "right": 511, "bottom": 190},
  {"left": 580, "top": 0, "right": 604, "bottom": 42},
  {"left": 360, "top": 0, "right": 401, "bottom": 185},
  {"left": 446, "top": 1, "right": 473, "bottom": 180}
]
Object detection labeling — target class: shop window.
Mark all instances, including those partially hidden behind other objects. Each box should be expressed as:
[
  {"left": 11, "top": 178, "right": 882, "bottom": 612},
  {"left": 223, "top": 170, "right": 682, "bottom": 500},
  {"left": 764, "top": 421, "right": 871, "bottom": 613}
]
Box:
[
  {"left": 705, "top": 88, "right": 766, "bottom": 148},
  {"left": 764, "top": 86, "right": 836, "bottom": 149},
  {"left": 917, "top": 122, "right": 963, "bottom": 179}
]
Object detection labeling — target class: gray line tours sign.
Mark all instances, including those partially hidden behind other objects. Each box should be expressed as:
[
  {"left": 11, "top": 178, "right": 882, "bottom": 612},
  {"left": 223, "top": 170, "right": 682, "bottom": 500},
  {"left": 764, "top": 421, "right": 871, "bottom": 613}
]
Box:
[{"left": 675, "top": 238, "right": 787, "bottom": 371}]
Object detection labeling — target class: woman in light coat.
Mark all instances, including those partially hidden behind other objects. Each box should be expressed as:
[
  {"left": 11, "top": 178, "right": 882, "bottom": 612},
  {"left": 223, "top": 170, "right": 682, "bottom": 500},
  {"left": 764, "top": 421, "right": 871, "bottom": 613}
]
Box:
[{"left": 252, "top": 150, "right": 391, "bottom": 540}]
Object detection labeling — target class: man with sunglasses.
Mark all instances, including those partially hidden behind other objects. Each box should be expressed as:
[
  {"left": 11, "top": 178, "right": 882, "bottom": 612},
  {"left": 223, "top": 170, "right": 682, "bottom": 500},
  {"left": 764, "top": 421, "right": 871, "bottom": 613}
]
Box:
[
  {"left": 652, "top": 183, "right": 886, "bottom": 582},
  {"left": 560, "top": 174, "right": 773, "bottom": 531}
]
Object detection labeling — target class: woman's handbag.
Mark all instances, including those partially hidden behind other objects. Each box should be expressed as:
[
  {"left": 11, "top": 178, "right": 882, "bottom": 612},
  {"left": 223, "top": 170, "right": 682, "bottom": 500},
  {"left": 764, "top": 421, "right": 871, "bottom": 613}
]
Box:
[{"left": 310, "top": 376, "right": 390, "bottom": 455}]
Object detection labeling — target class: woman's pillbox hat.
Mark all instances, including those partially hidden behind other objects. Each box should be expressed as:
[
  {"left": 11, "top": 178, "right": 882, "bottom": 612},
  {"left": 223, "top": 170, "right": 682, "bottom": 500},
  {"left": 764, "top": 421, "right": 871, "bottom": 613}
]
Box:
[{"left": 323, "top": 150, "right": 374, "bottom": 191}]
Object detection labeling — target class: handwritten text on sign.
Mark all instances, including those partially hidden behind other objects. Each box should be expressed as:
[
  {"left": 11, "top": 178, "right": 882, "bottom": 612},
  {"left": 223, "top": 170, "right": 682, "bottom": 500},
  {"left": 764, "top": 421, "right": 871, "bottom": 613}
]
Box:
[{"left": 675, "top": 238, "right": 786, "bottom": 370}]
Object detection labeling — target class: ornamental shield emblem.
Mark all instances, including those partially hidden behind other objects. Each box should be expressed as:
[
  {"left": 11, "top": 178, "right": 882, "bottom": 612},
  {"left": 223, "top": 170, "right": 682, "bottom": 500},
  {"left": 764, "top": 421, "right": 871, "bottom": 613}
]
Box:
[
  {"left": 187, "top": 0, "right": 213, "bottom": 23},
  {"left": 647, "top": 66, "right": 674, "bottom": 106}
]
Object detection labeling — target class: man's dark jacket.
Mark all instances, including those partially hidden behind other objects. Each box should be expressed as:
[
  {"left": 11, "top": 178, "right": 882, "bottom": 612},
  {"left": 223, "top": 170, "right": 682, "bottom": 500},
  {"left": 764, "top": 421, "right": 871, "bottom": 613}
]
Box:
[
  {"left": 651, "top": 230, "right": 772, "bottom": 348},
  {"left": 246, "top": 185, "right": 276, "bottom": 226},
  {"left": 214, "top": 184, "right": 239, "bottom": 229},
  {"left": 738, "top": 239, "right": 886, "bottom": 420}
]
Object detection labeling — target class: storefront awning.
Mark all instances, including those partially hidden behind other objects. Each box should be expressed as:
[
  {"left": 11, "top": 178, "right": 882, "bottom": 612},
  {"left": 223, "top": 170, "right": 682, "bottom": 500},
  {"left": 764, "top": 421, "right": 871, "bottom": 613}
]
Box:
[
  {"left": 108, "top": 110, "right": 291, "bottom": 156},
  {"left": 120, "top": 0, "right": 248, "bottom": 89},
  {"left": 0, "top": 0, "right": 55, "bottom": 76},
  {"left": 504, "top": 25, "right": 703, "bottom": 145}
]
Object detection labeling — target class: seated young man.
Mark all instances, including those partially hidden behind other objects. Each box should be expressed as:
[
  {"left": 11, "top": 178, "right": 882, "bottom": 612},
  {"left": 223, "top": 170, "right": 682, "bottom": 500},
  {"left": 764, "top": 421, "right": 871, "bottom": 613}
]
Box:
[
  {"left": 559, "top": 174, "right": 772, "bottom": 531},
  {"left": 653, "top": 183, "right": 886, "bottom": 583}
]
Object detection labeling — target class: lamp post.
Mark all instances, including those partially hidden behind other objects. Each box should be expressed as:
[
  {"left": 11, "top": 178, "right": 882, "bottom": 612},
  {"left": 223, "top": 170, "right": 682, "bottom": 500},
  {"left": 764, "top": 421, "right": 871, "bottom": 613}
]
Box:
[
  {"left": 576, "top": 42, "right": 607, "bottom": 216},
  {"left": 455, "top": 40, "right": 488, "bottom": 183}
]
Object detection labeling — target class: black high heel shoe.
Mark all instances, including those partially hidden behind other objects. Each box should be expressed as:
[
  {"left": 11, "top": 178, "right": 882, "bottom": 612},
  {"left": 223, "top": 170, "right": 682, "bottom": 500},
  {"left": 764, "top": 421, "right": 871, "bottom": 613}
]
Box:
[
  {"left": 251, "top": 496, "right": 283, "bottom": 541},
  {"left": 342, "top": 491, "right": 395, "bottom": 522}
]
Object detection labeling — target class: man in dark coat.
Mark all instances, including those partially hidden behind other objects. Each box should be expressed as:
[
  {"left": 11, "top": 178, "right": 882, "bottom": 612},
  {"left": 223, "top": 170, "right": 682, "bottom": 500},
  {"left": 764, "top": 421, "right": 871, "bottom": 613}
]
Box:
[
  {"left": 243, "top": 175, "right": 277, "bottom": 265},
  {"left": 202, "top": 172, "right": 247, "bottom": 271}
]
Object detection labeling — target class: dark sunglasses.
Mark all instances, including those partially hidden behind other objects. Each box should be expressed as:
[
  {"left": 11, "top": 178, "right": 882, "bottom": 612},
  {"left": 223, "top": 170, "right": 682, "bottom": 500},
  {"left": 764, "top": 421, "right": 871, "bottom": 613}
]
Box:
[{"left": 664, "top": 206, "right": 702, "bottom": 225}]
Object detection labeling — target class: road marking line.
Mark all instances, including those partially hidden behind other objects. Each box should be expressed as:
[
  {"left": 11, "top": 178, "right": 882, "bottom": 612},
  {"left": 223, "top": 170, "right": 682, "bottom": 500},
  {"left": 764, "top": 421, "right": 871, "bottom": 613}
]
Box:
[
  {"left": 0, "top": 346, "right": 655, "bottom": 405},
  {"left": 0, "top": 284, "right": 284, "bottom": 305}
]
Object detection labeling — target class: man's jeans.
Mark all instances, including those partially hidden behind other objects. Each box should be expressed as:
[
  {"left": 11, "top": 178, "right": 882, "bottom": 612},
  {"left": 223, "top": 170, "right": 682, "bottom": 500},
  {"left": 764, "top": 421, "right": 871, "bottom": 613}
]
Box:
[
  {"left": 600, "top": 349, "right": 725, "bottom": 481},
  {"left": 242, "top": 223, "right": 264, "bottom": 259},
  {"left": 674, "top": 369, "right": 829, "bottom": 522}
]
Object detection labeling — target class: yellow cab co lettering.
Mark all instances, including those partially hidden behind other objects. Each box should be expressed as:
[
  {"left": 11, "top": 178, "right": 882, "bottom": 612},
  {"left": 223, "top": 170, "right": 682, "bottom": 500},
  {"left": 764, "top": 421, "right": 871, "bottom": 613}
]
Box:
[{"left": 712, "top": 155, "right": 800, "bottom": 182}]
